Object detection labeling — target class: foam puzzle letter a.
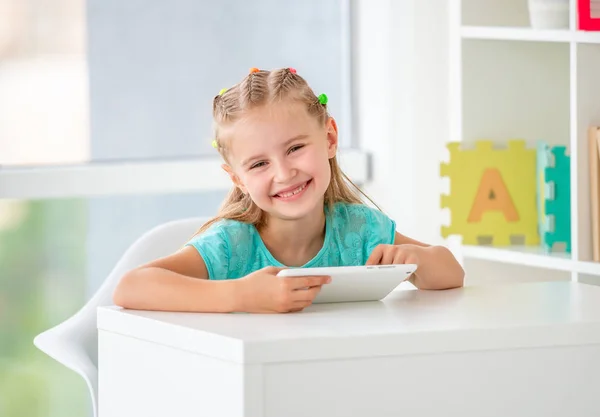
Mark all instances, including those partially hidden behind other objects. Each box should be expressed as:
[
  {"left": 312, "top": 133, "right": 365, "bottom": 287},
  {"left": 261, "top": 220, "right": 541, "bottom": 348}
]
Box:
[{"left": 440, "top": 140, "right": 538, "bottom": 246}]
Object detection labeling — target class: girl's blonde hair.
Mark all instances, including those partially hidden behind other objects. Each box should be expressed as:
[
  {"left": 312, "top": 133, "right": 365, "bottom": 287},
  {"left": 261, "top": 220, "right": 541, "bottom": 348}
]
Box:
[{"left": 196, "top": 67, "right": 377, "bottom": 235}]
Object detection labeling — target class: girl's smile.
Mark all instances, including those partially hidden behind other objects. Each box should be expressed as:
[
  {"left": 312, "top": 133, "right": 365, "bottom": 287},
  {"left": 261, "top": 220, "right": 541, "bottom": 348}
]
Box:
[{"left": 271, "top": 179, "right": 312, "bottom": 201}]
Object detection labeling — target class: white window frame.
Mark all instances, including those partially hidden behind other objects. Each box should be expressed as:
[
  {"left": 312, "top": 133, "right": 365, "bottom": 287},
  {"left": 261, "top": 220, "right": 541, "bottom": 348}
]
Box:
[{"left": 0, "top": 150, "right": 369, "bottom": 199}]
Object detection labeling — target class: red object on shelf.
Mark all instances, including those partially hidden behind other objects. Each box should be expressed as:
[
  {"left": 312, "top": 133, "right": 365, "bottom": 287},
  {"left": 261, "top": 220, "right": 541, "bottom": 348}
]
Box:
[{"left": 578, "top": 0, "right": 600, "bottom": 30}]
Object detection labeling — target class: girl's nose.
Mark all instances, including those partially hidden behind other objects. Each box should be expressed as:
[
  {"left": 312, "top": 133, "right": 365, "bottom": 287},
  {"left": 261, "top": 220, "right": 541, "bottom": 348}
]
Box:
[{"left": 274, "top": 160, "right": 296, "bottom": 183}]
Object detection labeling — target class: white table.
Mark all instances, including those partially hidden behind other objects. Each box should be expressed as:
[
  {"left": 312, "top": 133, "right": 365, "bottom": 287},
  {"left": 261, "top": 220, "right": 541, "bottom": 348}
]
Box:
[{"left": 97, "top": 282, "right": 600, "bottom": 417}]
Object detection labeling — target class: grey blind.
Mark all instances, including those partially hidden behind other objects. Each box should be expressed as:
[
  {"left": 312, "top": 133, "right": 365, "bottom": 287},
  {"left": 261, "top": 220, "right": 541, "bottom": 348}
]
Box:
[{"left": 87, "top": 0, "right": 351, "bottom": 161}]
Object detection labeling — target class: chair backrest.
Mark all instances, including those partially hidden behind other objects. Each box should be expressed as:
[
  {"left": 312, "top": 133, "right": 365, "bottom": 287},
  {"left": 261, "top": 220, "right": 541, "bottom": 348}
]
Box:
[{"left": 33, "top": 216, "right": 209, "bottom": 417}]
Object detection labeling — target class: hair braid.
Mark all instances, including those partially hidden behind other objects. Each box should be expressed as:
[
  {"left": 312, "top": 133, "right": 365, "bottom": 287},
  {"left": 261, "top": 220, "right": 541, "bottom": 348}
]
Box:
[{"left": 270, "top": 68, "right": 296, "bottom": 99}]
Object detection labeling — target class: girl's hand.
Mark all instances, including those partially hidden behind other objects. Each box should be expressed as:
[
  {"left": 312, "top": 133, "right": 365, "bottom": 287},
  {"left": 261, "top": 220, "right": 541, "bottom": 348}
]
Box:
[
  {"left": 235, "top": 266, "right": 331, "bottom": 313},
  {"left": 366, "top": 244, "right": 421, "bottom": 266}
]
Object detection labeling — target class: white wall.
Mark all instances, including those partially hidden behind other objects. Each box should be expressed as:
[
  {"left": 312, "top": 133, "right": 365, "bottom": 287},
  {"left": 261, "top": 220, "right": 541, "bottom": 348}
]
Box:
[
  {"left": 412, "top": 0, "right": 451, "bottom": 245},
  {"left": 355, "top": 0, "right": 449, "bottom": 245}
]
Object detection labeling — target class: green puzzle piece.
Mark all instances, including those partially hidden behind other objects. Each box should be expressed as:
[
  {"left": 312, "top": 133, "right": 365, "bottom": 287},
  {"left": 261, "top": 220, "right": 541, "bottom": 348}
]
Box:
[
  {"left": 542, "top": 145, "right": 571, "bottom": 253},
  {"left": 536, "top": 142, "right": 550, "bottom": 239}
]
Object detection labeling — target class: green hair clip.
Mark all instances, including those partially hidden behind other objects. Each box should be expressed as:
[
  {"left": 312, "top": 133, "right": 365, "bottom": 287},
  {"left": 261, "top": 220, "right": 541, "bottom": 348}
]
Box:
[
  {"left": 211, "top": 139, "right": 218, "bottom": 149},
  {"left": 318, "top": 93, "right": 328, "bottom": 105},
  {"left": 218, "top": 88, "right": 227, "bottom": 96}
]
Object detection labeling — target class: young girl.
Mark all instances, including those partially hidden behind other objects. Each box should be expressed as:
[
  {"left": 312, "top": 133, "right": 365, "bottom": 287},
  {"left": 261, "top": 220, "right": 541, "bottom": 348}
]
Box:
[{"left": 113, "top": 67, "right": 464, "bottom": 313}]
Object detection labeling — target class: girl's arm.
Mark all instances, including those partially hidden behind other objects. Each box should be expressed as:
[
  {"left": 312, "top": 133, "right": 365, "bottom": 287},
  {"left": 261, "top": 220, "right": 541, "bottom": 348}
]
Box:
[
  {"left": 394, "top": 232, "right": 464, "bottom": 290},
  {"left": 367, "top": 232, "right": 465, "bottom": 290},
  {"left": 113, "top": 247, "right": 239, "bottom": 313},
  {"left": 113, "top": 246, "right": 331, "bottom": 313}
]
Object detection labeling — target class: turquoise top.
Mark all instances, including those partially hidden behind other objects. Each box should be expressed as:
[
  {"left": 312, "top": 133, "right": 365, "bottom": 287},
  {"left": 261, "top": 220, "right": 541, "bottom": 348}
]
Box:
[{"left": 185, "top": 202, "right": 396, "bottom": 280}]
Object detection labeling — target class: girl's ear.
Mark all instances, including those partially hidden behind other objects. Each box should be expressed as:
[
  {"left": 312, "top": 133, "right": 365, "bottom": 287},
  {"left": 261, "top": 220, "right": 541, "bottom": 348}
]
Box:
[
  {"left": 326, "top": 117, "right": 339, "bottom": 159},
  {"left": 221, "top": 164, "right": 247, "bottom": 194}
]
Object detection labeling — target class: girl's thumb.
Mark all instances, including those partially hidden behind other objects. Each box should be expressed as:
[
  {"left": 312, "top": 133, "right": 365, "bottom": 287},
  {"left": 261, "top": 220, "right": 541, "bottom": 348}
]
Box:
[{"left": 265, "top": 266, "right": 285, "bottom": 275}]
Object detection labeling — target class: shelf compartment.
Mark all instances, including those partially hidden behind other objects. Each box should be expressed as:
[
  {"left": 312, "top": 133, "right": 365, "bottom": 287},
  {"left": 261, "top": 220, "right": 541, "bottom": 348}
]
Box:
[
  {"left": 576, "top": 43, "right": 600, "bottom": 263},
  {"left": 462, "top": 0, "right": 531, "bottom": 28},
  {"left": 462, "top": 39, "right": 570, "bottom": 146}
]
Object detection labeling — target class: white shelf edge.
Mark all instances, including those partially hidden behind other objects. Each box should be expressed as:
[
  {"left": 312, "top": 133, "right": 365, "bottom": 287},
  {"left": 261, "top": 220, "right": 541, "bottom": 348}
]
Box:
[
  {"left": 574, "top": 31, "right": 600, "bottom": 44},
  {"left": 576, "top": 260, "right": 600, "bottom": 277},
  {"left": 569, "top": 29, "right": 579, "bottom": 281},
  {"left": 461, "top": 26, "right": 572, "bottom": 43},
  {"left": 463, "top": 245, "right": 574, "bottom": 271},
  {"left": 463, "top": 245, "right": 600, "bottom": 277},
  {"left": 462, "top": 26, "right": 600, "bottom": 44}
]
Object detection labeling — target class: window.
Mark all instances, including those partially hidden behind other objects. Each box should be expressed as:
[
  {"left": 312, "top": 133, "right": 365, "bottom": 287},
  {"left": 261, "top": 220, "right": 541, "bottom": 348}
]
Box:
[
  {"left": 0, "top": 0, "right": 88, "bottom": 166},
  {"left": 0, "top": 192, "right": 226, "bottom": 416},
  {"left": 1, "top": 0, "right": 354, "bottom": 167},
  {"left": 0, "top": 1, "right": 367, "bottom": 416}
]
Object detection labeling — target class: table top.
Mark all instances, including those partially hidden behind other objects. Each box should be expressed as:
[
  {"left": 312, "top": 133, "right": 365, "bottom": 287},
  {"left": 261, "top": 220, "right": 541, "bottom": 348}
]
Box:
[{"left": 97, "top": 281, "right": 600, "bottom": 364}]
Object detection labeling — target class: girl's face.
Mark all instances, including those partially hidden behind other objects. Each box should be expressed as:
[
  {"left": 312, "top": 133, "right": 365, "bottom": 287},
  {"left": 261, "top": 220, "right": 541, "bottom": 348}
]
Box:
[{"left": 222, "top": 101, "right": 338, "bottom": 221}]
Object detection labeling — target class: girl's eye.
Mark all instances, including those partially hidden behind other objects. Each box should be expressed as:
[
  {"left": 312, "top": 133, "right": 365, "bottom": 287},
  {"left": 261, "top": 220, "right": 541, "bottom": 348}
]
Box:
[
  {"left": 288, "top": 144, "right": 304, "bottom": 154},
  {"left": 250, "top": 161, "right": 267, "bottom": 170}
]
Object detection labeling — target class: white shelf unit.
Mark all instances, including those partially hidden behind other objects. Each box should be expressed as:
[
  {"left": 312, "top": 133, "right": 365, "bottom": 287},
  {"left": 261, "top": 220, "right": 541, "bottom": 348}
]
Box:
[{"left": 448, "top": 0, "right": 600, "bottom": 282}]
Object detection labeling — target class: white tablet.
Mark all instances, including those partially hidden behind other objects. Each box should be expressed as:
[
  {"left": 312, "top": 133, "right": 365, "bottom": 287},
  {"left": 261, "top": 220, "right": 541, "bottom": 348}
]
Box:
[{"left": 276, "top": 264, "right": 417, "bottom": 304}]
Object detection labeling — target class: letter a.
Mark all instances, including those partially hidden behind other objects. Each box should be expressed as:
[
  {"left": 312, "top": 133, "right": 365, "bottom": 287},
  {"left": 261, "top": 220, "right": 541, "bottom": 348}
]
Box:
[{"left": 468, "top": 168, "right": 519, "bottom": 222}]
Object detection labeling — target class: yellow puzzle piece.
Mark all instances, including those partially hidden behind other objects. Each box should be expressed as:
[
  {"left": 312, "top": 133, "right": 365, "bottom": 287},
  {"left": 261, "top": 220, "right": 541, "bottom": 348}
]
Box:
[{"left": 440, "top": 140, "right": 539, "bottom": 246}]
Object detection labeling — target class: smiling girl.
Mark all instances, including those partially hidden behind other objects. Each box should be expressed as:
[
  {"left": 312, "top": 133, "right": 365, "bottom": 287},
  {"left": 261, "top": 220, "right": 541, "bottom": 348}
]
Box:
[{"left": 113, "top": 67, "right": 464, "bottom": 313}]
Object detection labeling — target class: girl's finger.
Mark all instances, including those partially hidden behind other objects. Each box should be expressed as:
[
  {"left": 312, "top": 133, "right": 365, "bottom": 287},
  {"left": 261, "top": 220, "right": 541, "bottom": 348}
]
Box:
[
  {"left": 293, "top": 300, "right": 313, "bottom": 309},
  {"left": 366, "top": 245, "right": 384, "bottom": 265},
  {"left": 293, "top": 286, "right": 321, "bottom": 302},
  {"left": 393, "top": 251, "right": 407, "bottom": 264},
  {"left": 381, "top": 248, "right": 396, "bottom": 265},
  {"left": 285, "top": 276, "right": 329, "bottom": 290}
]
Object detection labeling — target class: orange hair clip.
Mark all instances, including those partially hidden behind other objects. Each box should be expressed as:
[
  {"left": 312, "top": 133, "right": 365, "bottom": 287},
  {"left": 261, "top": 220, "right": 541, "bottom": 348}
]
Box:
[{"left": 249, "top": 67, "right": 260, "bottom": 73}]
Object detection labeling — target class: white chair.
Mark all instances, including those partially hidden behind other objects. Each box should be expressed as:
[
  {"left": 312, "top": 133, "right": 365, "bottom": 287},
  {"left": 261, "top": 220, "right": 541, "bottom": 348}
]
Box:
[{"left": 33, "top": 217, "right": 209, "bottom": 417}]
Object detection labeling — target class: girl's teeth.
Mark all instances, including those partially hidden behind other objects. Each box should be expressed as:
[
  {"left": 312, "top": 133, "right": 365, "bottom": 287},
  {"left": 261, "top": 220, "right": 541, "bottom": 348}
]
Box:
[{"left": 278, "top": 182, "right": 307, "bottom": 198}]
